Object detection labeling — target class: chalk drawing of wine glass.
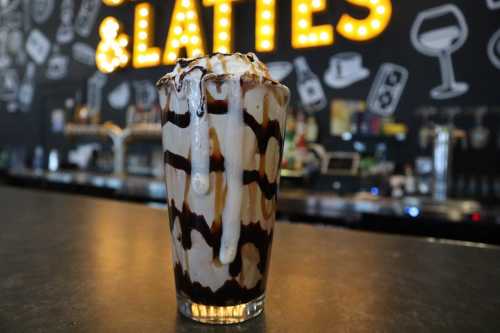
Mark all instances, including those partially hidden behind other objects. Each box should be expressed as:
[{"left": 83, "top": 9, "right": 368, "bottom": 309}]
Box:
[
  {"left": 411, "top": 4, "right": 469, "bottom": 100},
  {"left": 487, "top": 28, "right": 500, "bottom": 69}
]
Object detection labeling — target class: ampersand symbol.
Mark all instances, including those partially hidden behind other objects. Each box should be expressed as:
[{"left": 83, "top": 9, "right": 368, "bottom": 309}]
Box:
[{"left": 96, "top": 17, "right": 130, "bottom": 73}]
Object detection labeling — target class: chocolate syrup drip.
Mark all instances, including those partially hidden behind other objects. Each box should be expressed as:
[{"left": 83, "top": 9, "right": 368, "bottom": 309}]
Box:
[
  {"left": 168, "top": 200, "right": 222, "bottom": 257},
  {"left": 165, "top": 151, "right": 191, "bottom": 174},
  {"left": 169, "top": 197, "right": 273, "bottom": 272},
  {"left": 207, "top": 100, "right": 228, "bottom": 115},
  {"left": 243, "top": 170, "right": 278, "bottom": 200},
  {"left": 243, "top": 109, "right": 284, "bottom": 153},
  {"left": 170, "top": 215, "right": 272, "bottom": 305},
  {"left": 174, "top": 263, "right": 264, "bottom": 306},
  {"left": 164, "top": 151, "right": 225, "bottom": 174},
  {"left": 161, "top": 109, "right": 191, "bottom": 127},
  {"left": 229, "top": 222, "right": 273, "bottom": 277}
]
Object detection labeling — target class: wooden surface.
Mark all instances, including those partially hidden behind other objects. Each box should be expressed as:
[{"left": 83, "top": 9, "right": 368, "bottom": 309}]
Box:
[{"left": 1, "top": 186, "right": 499, "bottom": 332}]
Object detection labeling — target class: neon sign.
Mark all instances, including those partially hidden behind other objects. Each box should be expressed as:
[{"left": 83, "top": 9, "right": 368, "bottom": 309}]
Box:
[{"left": 96, "top": 0, "right": 392, "bottom": 73}]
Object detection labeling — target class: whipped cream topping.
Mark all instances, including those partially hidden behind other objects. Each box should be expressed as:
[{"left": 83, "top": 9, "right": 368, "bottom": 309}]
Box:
[{"left": 157, "top": 53, "right": 273, "bottom": 88}]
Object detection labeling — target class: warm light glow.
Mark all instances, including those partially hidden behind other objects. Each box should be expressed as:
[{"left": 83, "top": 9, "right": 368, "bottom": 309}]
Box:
[
  {"left": 133, "top": 3, "right": 160, "bottom": 68},
  {"left": 96, "top": 17, "right": 130, "bottom": 73},
  {"left": 102, "top": 0, "right": 127, "bottom": 6},
  {"left": 256, "top": 0, "right": 276, "bottom": 52},
  {"left": 337, "top": 0, "right": 392, "bottom": 41},
  {"left": 203, "top": 0, "right": 238, "bottom": 53},
  {"left": 164, "top": 0, "right": 206, "bottom": 64},
  {"left": 292, "top": 0, "right": 333, "bottom": 48}
]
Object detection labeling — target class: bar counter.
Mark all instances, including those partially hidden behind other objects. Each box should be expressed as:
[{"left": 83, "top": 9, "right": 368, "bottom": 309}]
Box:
[{"left": 1, "top": 187, "right": 500, "bottom": 332}]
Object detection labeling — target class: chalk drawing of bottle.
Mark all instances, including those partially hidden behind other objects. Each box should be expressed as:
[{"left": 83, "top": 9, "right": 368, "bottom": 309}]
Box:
[{"left": 294, "top": 56, "right": 327, "bottom": 112}]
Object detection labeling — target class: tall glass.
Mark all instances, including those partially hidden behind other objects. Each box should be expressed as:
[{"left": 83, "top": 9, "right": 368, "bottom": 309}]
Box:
[{"left": 158, "top": 74, "right": 289, "bottom": 324}]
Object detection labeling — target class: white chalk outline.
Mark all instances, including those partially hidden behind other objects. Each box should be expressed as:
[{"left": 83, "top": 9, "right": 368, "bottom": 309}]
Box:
[
  {"left": 72, "top": 42, "right": 95, "bottom": 66},
  {"left": 294, "top": 56, "right": 327, "bottom": 112},
  {"left": 46, "top": 46, "right": 69, "bottom": 80},
  {"left": 411, "top": 4, "right": 469, "bottom": 100},
  {"left": 487, "top": 28, "right": 500, "bottom": 69},
  {"left": 31, "top": 0, "right": 55, "bottom": 24},
  {"left": 486, "top": 0, "right": 500, "bottom": 10},
  {"left": 367, "top": 63, "right": 409, "bottom": 117},
  {"left": 133, "top": 80, "right": 157, "bottom": 110},
  {"left": 18, "top": 61, "right": 35, "bottom": 111},
  {"left": 266, "top": 61, "right": 293, "bottom": 81},
  {"left": 25, "top": 29, "right": 51, "bottom": 65},
  {"left": 0, "top": 28, "right": 11, "bottom": 68},
  {"left": 108, "top": 82, "right": 130, "bottom": 110},
  {"left": 87, "top": 71, "right": 107, "bottom": 116},
  {"left": 324, "top": 52, "right": 370, "bottom": 89},
  {"left": 0, "top": 68, "right": 19, "bottom": 102},
  {"left": 75, "top": 0, "right": 101, "bottom": 38},
  {"left": 0, "top": 0, "right": 20, "bottom": 15},
  {"left": 56, "top": 0, "right": 75, "bottom": 44}
]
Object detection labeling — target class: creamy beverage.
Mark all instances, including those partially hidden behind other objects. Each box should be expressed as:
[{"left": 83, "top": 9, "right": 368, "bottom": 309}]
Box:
[{"left": 157, "top": 53, "right": 289, "bottom": 324}]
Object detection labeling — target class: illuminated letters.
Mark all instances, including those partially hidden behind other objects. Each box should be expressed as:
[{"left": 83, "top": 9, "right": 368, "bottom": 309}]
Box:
[
  {"left": 102, "top": 0, "right": 126, "bottom": 6},
  {"left": 292, "top": 0, "right": 334, "bottom": 48},
  {"left": 337, "top": 0, "right": 392, "bottom": 41},
  {"left": 96, "top": 0, "right": 394, "bottom": 72},
  {"left": 96, "top": 17, "right": 130, "bottom": 73},
  {"left": 133, "top": 3, "right": 161, "bottom": 68},
  {"left": 256, "top": 0, "right": 276, "bottom": 52},
  {"left": 203, "top": 0, "right": 239, "bottom": 54},
  {"left": 163, "top": 0, "right": 206, "bottom": 65}
]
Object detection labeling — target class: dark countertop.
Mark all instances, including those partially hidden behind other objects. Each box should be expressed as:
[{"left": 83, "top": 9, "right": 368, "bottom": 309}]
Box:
[{"left": 1, "top": 187, "right": 500, "bottom": 332}]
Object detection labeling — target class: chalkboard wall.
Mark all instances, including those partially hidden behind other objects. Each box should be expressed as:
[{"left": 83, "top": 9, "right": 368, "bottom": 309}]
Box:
[{"left": 0, "top": 0, "right": 499, "bottom": 161}]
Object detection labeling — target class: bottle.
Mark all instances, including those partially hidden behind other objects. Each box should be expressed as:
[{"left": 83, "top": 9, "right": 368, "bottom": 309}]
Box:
[
  {"left": 283, "top": 113, "right": 297, "bottom": 169},
  {"left": 33, "top": 146, "right": 44, "bottom": 171},
  {"left": 294, "top": 112, "right": 308, "bottom": 170},
  {"left": 306, "top": 115, "right": 319, "bottom": 143},
  {"left": 294, "top": 57, "right": 327, "bottom": 112},
  {"left": 404, "top": 164, "right": 416, "bottom": 195},
  {"left": 48, "top": 149, "right": 60, "bottom": 172},
  {"left": 18, "top": 62, "right": 36, "bottom": 112}
]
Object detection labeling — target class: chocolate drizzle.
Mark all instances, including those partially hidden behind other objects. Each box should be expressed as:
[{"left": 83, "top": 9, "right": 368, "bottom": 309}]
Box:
[
  {"left": 174, "top": 263, "right": 264, "bottom": 306},
  {"left": 207, "top": 100, "right": 229, "bottom": 115},
  {"left": 229, "top": 222, "right": 273, "bottom": 277},
  {"left": 243, "top": 109, "right": 283, "bottom": 154},
  {"left": 169, "top": 200, "right": 222, "bottom": 257},
  {"left": 243, "top": 170, "right": 277, "bottom": 200},
  {"left": 169, "top": 210, "right": 273, "bottom": 305},
  {"left": 161, "top": 109, "right": 190, "bottom": 127},
  {"left": 164, "top": 151, "right": 225, "bottom": 174},
  {"left": 165, "top": 151, "right": 191, "bottom": 174}
]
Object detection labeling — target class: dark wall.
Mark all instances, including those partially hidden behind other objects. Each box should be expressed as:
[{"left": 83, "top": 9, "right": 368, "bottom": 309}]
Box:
[{"left": 0, "top": 0, "right": 499, "bottom": 156}]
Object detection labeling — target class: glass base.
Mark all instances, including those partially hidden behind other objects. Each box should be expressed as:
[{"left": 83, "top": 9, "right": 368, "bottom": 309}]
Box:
[
  {"left": 430, "top": 82, "right": 468, "bottom": 100},
  {"left": 177, "top": 293, "right": 265, "bottom": 324}
]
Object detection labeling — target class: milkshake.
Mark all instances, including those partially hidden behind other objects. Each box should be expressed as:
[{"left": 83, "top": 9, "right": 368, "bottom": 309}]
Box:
[{"left": 157, "top": 53, "right": 289, "bottom": 324}]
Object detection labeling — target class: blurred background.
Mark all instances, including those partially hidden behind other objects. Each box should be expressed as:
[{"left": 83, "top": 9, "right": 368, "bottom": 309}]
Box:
[{"left": 1, "top": 0, "right": 500, "bottom": 243}]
